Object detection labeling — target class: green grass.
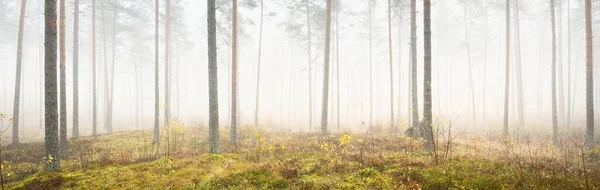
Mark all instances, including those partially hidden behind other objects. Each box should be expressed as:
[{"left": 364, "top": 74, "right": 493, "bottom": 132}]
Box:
[{"left": 2, "top": 126, "right": 599, "bottom": 189}]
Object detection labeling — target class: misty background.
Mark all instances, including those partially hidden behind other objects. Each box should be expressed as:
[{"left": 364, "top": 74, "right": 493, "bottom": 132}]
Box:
[{"left": 0, "top": 0, "right": 596, "bottom": 140}]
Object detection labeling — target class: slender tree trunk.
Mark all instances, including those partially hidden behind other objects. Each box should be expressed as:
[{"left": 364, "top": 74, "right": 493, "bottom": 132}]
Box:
[
  {"left": 567, "top": 0, "right": 571, "bottom": 127},
  {"left": 306, "top": 0, "right": 312, "bottom": 132},
  {"left": 387, "top": 0, "right": 395, "bottom": 133},
  {"left": 44, "top": 0, "right": 60, "bottom": 171},
  {"left": 397, "top": 16, "right": 402, "bottom": 129},
  {"left": 153, "top": 0, "right": 159, "bottom": 144},
  {"left": 584, "top": 0, "right": 594, "bottom": 147},
  {"left": 101, "top": 0, "right": 109, "bottom": 134},
  {"left": 165, "top": 0, "right": 171, "bottom": 134},
  {"left": 551, "top": 0, "right": 559, "bottom": 145},
  {"left": 59, "top": 0, "right": 68, "bottom": 158},
  {"left": 108, "top": 0, "right": 117, "bottom": 134},
  {"left": 463, "top": 0, "right": 476, "bottom": 128},
  {"left": 231, "top": 0, "right": 238, "bottom": 145},
  {"left": 503, "top": 0, "right": 510, "bottom": 138},
  {"left": 410, "top": 0, "right": 419, "bottom": 131},
  {"left": 336, "top": 3, "right": 340, "bottom": 131},
  {"left": 254, "top": 0, "right": 263, "bottom": 129},
  {"left": 515, "top": 0, "right": 525, "bottom": 132},
  {"left": 483, "top": 0, "right": 488, "bottom": 124},
  {"left": 557, "top": 0, "right": 565, "bottom": 126},
  {"left": 92, "top": 0, "right": 97, "bottom": 136},
  {"left": 72, "top": 0, "right": 80, "bottom": 138},
  {"left": 12, "top": 0, "right": 27, "bottom": 145},
  {"left": 207, "top": 0, "right": 219, "bottom": 153},
  {"left": 422, "top": 0, "right": 434, "bottom": 152},
  {"left": 320, "top": 0, "right": 332, "bottom": 136},
  {"left": 368, "top": 0, "right": 373, "bottom": 131}
]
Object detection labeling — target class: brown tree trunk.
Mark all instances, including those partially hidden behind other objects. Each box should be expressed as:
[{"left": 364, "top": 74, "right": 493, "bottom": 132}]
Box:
[
  {"left": 320, "top": 0, "right": 332, "bottom": 136},
  {"left": 72, "top": 0, "right": 80, "bottom": 138},
  {"left": 231, "top": 0, "right": 238, "bottom": 145},
  {"left": 44, "top": 0, "right": 61, "bottom": 171},
  {"left": 59, "top": 0, "right": 68, "bottom": 158},
  {"left": 207, "top": 0, "right": 219, "bottom": 153}
]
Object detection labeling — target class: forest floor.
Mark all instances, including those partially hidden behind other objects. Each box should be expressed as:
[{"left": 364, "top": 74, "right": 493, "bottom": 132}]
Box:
[{"left": 1, "top": 123, "right": 600, "bottom": 189}]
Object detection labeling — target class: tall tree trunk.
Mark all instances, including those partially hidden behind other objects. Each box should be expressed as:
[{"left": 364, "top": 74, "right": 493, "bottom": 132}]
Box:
[
  {"left": 108, "top": 0, "right": 117, "bottom": 134},
  {"left": 422, "top": 0, "right": 434, "bottom": 152},
  {"left": 92, "top": 0, "right": 97, "bottom": 136},
  {"left": 165, "top": 0, "right": 171, "bottom": 133},
  {"left": 101, "top": 0, "right": 109, "bottom": 134},
  {"left": 44, "top": 0, "right": 60, "bottom": 171},
  {"left": 557, "top": 0, "right": 565, "bottom": 126},
  {"left": 463, "top": 0, "right": 476, "bottom": 128},
  {"left": 153, "top": 0, "right": 159, "bottom": 144},
  {"left": 72, "top": 0, "right": 80, "bottom": 138},
  {"left": 551, "top": 0, "right": 559, "bottom": 145},
  {"left": 566, "top": 0, "right": 571, "bottom": 127},
  {"left": 368, "top": 0, "right": 373, "bottom": 131},
  {"left": 514, "top": 0, "right": 525, "bottom": 133},
  {"left": 335, "top": 2, "right": 340, "bottom": 131},
  {"left": 254, "top": 0, "right": 263, "bottom": 129},
  {"left": 410, "top": 0, "right": 419, "bottom": 131},
  {"left": 306, "top": 0, "right": 312, "bottom": 132},
  {"left": 503, "top": 0, "right": 510, "bottom": 138},
  {"left": 387, "top": 0, "right": 395, "bottom": 133},
  {"left": 231, "top": 0, "right": 238, "bottom": 145},
  {"left": 397, "top": 15, "right": 402, "bottom": 129},
  {"left": 320, "top": 0, "right": 332, "bottom": 136},
  {"left": 584, "top": 0, "right": 594, "bottom": 147},
  {"left": 59, "top": 0, "right": 68, "bottom": 158},
  {"left": 207, "top": 0, "right": 219, "bottom": 153},
  {"left": 12, "top": 0, "right": 27, "bottom": 145},
  {"left": 483, "top": 0, "right": 488, "bottom": 124}
]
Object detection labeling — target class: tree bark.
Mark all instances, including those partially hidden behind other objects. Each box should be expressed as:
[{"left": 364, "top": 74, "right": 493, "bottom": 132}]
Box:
[
  {"left": 422, "top": 0, "right": 434, "bottom": 152},
  {"left": 231, "top": 0, "right": 238, "bottom": 145},
  {"left": 584, "top": 0, "right": 594, "bottom": 147},
  {"left": 72, "top": 0, "right": 80, "bottom": 138},
  {"left": 59, "top": 0, "right": 68, "bottom": 158},
  {"left": 410, "top": 0, "right": 419, "bottom": 131},
  {"left": 207, "top": 0, "right": 220, "bottom": 153},
  {"left": 566, "top": 0, "right": 571, "bottom": 127},
  {"left": 44, "top": 0, "right": 61, "bottom": 171},
  {"left": 320, "top": 0, "right": 332, "bottom": 136},
  {"left": 503, "top": 0, "right": 511, "bottom": 138},
  {"left": 551, "top": 0, "right": 559, "bottom": 145},
  {"left": 12, "top": 0, "right": 27, "bottom": 145}
]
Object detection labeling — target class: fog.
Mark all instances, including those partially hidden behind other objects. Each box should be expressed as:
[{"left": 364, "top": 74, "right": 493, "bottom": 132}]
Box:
[{"left": 0, "top": 0, "right": 596, "bottom": 141}]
